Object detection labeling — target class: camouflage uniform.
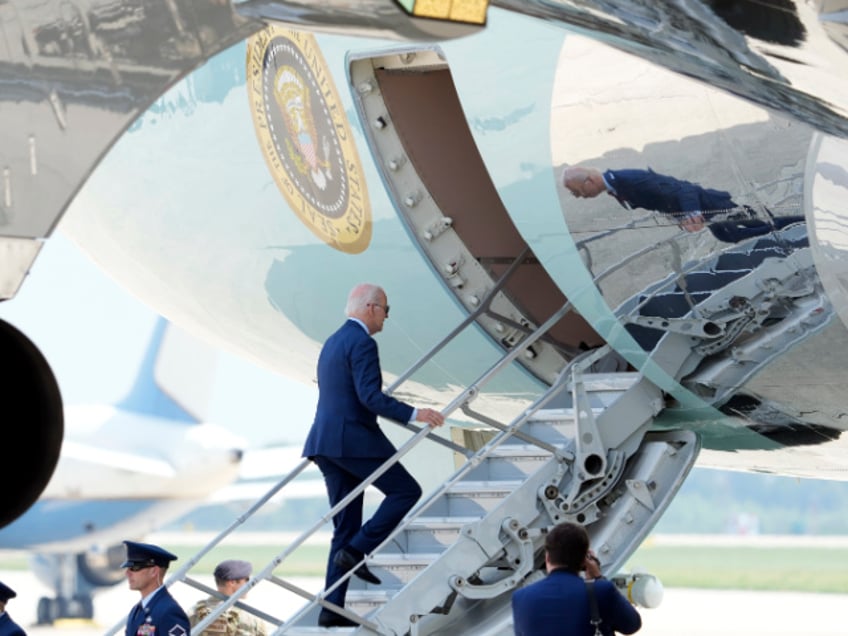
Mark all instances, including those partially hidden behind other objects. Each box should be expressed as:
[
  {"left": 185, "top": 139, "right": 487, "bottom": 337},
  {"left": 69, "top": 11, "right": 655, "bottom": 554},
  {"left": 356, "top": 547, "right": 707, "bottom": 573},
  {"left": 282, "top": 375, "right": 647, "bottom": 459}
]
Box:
[{"left": 189, "top": 596, "right": 266, "bottom": 636}]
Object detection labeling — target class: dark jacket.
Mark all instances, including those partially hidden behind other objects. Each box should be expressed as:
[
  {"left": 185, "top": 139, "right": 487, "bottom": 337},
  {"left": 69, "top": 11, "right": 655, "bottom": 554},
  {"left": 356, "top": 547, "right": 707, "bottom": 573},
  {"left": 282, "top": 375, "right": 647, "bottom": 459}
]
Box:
[
  {"left": 302, "top": 319, "right": 414, "bottom": 459},
  {"left": 603, "top": 168, "right": 804, "bottom": 243},
  {"left": 512, "top": 569, "right": 641, "bottom": 636},
  {"left": 603, "top": 168, "right": 736, "bottom": 218},
  {"left": 125, "top": 587, "right": 190, "bottom": 636},
  {"left": 0, "top": 612, "right": 26, "bottom": 636}
]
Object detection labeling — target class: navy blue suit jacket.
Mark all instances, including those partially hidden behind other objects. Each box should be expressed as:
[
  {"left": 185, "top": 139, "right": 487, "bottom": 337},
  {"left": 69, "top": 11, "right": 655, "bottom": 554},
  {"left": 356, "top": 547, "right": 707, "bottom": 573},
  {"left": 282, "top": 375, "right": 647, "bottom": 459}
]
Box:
[
  {"left": 303, "top": 319, "right": 414, "bottom": 459},
  {"left": 0, "top": 612, "right": 25, "bottom": 636},
  {"left": 604, "top": 168, "right": 737, "bottom": 217},
  {"left": 125, "top": 587, "right": 189, "bottom": 636},
  {"left": 512, "top": 570, "right": 641, "bottom": 636}
]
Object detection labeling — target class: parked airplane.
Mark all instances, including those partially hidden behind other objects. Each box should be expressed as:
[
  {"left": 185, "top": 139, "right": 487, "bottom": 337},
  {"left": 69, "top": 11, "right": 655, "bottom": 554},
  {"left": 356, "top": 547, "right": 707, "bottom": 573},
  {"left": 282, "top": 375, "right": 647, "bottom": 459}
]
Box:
[
  {"left": 0, "top": 317, "right": 249, "bottom": 623},
  {"left": 3, "top": 1, "right": 848, "bottom": 633}
]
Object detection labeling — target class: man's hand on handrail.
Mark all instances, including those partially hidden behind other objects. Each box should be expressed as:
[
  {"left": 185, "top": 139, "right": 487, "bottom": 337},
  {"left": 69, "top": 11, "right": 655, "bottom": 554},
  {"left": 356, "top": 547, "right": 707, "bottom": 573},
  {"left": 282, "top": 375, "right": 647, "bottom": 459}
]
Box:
[{"left": 415, "top": 408, "right": 445, "bottom": 428}]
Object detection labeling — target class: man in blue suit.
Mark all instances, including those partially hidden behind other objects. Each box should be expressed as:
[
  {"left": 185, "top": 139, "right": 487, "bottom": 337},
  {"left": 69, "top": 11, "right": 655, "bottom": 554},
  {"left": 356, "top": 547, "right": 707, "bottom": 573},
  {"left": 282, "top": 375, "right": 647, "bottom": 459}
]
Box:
[
  {"left": 122, "top": 540, "right": 189, "bottom": 636},
  {"left": 0, "top": 581, "right": 25, "bottom": 636},
  {"left": 562, "top": 166, "right": 804, "bottom": 243},
  {"left": 303, "top": 283, "right": 445, "bottom": 628},
  {"left": 512, "top": 522, "right": 641, "bottom": 636}
]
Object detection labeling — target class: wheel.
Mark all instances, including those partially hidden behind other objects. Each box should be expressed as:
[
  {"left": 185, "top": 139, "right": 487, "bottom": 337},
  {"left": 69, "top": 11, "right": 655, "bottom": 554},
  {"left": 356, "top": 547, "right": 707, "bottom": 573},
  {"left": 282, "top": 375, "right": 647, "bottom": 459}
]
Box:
[
  {"left": 68, "top": 594, "right": 94, "bottom": 619},
  {"left": 36, "top": 597, "right": 53, "bottom": 625}
]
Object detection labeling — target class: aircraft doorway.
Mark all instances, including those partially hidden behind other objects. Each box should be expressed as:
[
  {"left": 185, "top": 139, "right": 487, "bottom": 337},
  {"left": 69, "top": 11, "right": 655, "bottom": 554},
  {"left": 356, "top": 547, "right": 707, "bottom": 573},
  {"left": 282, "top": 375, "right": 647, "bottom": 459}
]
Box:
[{"left": 349, "top": 48, "right": 604, "bottom": 388}]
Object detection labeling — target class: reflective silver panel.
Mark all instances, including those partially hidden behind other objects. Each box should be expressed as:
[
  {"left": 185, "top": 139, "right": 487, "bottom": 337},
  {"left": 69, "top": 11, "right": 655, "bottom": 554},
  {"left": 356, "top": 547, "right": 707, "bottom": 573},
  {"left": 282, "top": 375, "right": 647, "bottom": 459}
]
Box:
[
  {"left": 550, "top": 32, "right": 848, "bottom": 455},
  {"left": 0, "top": 0, "right": 260, "bottom": 296},
  {"left": 498, "top": 0, "right": 848, "bottom": 137}
]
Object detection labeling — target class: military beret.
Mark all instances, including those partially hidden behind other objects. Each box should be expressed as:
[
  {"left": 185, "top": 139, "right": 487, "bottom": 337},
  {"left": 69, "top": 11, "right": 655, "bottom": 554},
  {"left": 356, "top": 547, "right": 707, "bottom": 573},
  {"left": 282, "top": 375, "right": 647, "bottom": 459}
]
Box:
[
  {"left": 0, "top": 581, "right": 16, "bottom": 602},
  {"left": 214, "top": 559, "right": 252, "bottom": 581},
  {"left": 121, "top": 540, "right": 178, "bottom": 568}
]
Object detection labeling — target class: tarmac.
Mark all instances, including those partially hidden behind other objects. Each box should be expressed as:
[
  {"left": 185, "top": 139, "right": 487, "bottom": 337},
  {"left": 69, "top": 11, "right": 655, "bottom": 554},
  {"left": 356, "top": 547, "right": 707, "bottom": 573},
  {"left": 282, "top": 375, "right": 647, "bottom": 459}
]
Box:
[{"left": 3, "top": 568, "right": 846, "bottom": 635}]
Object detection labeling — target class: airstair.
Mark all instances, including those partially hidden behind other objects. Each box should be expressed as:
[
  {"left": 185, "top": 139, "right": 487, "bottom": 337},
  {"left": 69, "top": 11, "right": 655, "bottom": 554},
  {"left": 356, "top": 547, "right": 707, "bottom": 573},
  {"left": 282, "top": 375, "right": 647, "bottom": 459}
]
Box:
[
  {"left": 617, "top": 221, "right": 826, "bottom": 406},
  {"left": 105, "top": 221, "right": 817, "bottom": 636},
  {"left": 147, "top": 352, "right": 696, "bottom": 636}
]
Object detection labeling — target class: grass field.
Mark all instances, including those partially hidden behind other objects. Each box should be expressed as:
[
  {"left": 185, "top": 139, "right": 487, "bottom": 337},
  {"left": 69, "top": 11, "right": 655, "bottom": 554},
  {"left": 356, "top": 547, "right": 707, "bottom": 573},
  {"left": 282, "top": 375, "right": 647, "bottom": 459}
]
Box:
[
  {"left": 4, "top": 536, "right": 847, "bottom": 594},
  {"left": 623, "top": 543, "right": 848, "bottom": 593}
]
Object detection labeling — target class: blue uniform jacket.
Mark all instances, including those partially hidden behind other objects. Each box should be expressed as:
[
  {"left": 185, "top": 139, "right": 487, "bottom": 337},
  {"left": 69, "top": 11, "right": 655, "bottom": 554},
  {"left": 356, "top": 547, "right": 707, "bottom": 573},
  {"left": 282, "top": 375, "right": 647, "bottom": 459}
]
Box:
[
  {"left": 302, "top": 319, "right": 414, "bottom": 459},
  {"left": 125, "top": 587, "right": 189, "bottom": 636},
  {"left": 0, "top": 612, "right": 25, "bottom": 636},
  {"left": 512, "top": 570, "right": 641, "bottom": 636},
  {"left": 604, "top": 168, "right": 736, "bottom": 217}
]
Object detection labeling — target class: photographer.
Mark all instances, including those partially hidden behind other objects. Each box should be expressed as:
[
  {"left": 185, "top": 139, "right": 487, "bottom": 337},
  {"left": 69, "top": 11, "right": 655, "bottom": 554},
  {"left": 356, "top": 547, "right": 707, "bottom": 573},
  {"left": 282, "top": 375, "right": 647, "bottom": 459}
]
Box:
[{"left": 511, "top": 522, "right": 642, "bottom": 635}]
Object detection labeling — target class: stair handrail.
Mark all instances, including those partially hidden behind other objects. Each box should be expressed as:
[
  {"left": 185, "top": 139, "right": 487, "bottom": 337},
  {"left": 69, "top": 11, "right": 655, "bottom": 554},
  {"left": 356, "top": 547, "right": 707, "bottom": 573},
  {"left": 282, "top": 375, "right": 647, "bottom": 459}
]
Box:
[
  {"left": 144, "top": 284, "right": 578, "bottom": 636},
  {"left": 272, "top": 299, "right": 584, "bottom": 631},
  {"left": 385, "top": 245, "right": 532, "bottom": 395},
  {"left": 102, "top": 458, "right": 314, "bottom": 636},
  {"left": 136, "top": 268, "right": 592, "bottom": 634},
  {"left": 459, "top": 346, "right": 614, "bottom": 456},
  {"left": 345, "top": 364, "right": 586, "bottom": 632},
  {"left": 271, "top": 368, "right": 576, "bottom": 634},
  {"left": 178, "top": 578, "right": 282, "bottom": 627},
  {"left": 189, "top": 428, "right": 440, "bottom": 635}
]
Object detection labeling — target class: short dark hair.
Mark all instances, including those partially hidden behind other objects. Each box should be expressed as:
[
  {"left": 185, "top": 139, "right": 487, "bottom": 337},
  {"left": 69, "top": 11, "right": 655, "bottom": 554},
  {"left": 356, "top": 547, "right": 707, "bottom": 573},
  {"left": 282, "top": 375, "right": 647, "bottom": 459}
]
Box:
[{"left": 544, "top": 522, "right": 589, "bottom": 572}]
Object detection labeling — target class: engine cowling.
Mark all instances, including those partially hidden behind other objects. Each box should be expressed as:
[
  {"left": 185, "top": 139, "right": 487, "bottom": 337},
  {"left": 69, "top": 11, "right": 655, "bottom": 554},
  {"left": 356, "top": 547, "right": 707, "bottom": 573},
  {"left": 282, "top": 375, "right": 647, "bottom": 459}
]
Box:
[{"left": 1, "top": 318, "right": 64, "bottom": 529}]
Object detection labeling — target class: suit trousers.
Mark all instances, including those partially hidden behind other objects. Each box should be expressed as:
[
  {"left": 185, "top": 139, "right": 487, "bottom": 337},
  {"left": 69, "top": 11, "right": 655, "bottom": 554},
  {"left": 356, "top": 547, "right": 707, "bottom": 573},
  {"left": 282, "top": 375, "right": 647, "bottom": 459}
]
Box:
[
  {"left": 707, "top": 215, "right": 804, "bottom": 243},
  {"left": 312, "top": 455, "right": 422, "bottom": 607}
]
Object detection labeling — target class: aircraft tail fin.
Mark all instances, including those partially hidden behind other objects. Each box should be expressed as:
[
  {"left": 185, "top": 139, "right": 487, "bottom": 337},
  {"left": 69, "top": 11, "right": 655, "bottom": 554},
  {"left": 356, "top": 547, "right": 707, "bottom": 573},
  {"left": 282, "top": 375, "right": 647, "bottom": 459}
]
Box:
[{"left": 115, "top": 317, "right": 218, "bottom": 423}]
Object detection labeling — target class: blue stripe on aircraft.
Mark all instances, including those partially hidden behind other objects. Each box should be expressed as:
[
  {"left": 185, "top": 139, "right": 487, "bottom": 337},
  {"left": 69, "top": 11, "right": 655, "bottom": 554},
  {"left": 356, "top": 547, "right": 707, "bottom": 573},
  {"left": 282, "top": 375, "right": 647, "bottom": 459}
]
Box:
[{"left": 0, "top": 499, "right": 159, "bottom": 548}]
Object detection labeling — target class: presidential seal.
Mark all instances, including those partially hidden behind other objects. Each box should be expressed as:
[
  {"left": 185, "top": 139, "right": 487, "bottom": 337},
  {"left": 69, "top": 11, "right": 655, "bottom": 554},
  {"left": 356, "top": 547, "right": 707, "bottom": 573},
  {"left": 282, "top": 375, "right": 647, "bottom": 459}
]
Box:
[{"left": 247, "top": 27, "right": 371, "bottom": 253}]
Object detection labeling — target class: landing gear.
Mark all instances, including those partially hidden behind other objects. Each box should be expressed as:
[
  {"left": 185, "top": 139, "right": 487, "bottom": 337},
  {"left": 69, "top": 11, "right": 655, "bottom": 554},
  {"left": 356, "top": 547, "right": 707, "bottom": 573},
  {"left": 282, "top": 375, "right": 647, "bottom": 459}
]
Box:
[
  {"left": 36, "top": 594, "right": 94, "bottom": 624},
  {"left": 31, "top": 547, "right": 125, "bottom": 624}
]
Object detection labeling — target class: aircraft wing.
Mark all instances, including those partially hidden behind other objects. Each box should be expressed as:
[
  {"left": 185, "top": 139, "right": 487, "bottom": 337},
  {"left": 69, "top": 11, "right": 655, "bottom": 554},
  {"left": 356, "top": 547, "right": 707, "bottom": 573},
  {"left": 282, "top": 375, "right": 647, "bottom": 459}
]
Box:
[
  {"left": 236, "top": 445, "right": 310, "bottom": 480},
  {"left": 208, "top": 479, "right": 328, "bottom": 503},
  {"left": 57, "top": 440, "right": 176, "bottom": 478},
  {"left": 207, "top": 444, "right": 360, "bottom": 503},
  {"left": 0, "top": 0, "right": 262, "bottom": 299}
]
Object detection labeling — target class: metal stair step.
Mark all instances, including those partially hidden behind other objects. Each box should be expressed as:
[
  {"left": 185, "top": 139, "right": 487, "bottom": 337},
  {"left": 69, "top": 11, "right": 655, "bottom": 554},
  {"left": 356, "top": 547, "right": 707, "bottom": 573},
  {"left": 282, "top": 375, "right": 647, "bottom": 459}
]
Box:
[
  {"left": 425, "top": 480, "right": 524, "bottom": 516},
  {"left": 509, "top": 419, "right": 579, "bottom": 445},
  {"left": 165, "top": 306, "right": 703, "bottom": 636},
  {"left": 366, "top": 552, "right": 442, "bottom": 585},
  {"left": 533, "top": 375, "right": 638, "bottom": 410},
  {"left": 344, "top": 589, "right": 393, "bottom": 616},
  {"left": 558, "top": 371, "right": 642, "bottom": 393},
  {"left": 389, "top": 516, "right": 479, "bottom": 552},
  {"left": 675, "top": 269, "right": 748, "bottom": 292},
  {"left": 463, "top": 444, "right": 557, "bottom": 480}
]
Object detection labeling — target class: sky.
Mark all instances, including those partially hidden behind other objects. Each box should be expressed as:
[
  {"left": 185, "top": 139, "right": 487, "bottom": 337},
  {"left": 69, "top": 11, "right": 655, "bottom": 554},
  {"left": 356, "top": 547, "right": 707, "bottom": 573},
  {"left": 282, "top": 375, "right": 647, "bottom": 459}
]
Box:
[{"left": 0, "top": 230, "right": 318, "bottom": 448}]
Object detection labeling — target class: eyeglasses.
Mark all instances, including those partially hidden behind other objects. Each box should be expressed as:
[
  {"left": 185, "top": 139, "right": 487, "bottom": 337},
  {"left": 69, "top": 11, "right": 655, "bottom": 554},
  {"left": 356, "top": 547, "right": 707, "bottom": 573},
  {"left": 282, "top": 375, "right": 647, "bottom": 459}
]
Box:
[
  {"left": 368, "top": 303, "right": 390, "bottom": 317},
  {"left": 127, "top": 564, "right": 155, "bottom": 572}
]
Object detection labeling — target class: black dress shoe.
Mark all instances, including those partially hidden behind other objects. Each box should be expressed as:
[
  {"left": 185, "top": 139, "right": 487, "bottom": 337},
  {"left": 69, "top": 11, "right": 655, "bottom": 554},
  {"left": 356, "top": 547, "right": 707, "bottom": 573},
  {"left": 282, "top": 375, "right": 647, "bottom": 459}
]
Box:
[
  {"left": 333, "top": 548, "right": 382, "bottom": 585},
  {"left": 318, "top": 609, "right": 357, "bottom": 628}
]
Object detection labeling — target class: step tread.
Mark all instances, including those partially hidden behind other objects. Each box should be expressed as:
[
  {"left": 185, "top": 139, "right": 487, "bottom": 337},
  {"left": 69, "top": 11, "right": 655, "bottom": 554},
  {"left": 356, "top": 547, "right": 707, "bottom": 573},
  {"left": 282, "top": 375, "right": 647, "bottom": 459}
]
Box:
[
  {"left": 404, "top": 516, "right": 481, "bottom": 528},
  {"left": 445, "top": 480, "right": 524, "bottom": 492},
  {"left": 368, "top": 552, "right": 442, "bottom": 565}
]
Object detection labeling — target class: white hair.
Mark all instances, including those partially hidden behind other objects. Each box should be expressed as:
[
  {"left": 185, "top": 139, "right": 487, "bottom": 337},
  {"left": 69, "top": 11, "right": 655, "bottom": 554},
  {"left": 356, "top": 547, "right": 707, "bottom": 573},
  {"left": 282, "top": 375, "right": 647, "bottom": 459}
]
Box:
[{"left": 345, "top": 283, "right": 384, "bottom": 316}]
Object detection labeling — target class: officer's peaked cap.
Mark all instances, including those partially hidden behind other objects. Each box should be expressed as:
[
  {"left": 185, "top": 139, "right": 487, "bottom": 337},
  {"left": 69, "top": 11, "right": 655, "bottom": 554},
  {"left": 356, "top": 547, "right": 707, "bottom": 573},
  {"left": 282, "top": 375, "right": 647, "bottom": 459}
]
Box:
[
  {"left": 0, "top": 581, "right": 16, "bottom": 602},
  {"left": 121, "top": 540, "right": 178, "bottom": 568}
]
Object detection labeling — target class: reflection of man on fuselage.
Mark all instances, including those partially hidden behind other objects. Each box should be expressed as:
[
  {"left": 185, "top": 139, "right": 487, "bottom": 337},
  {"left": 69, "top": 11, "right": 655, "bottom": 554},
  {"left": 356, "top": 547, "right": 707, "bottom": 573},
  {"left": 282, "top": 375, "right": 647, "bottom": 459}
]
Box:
[{"left": 562, "top": 166, "right": 804, "bottom": 243}]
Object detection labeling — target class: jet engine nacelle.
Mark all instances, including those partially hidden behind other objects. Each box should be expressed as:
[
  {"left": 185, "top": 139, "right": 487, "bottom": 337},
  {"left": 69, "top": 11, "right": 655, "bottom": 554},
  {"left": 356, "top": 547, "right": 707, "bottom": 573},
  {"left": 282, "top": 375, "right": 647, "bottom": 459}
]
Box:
[{"left": 0, "top": 318, "right": 64, "bottom": 529}]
